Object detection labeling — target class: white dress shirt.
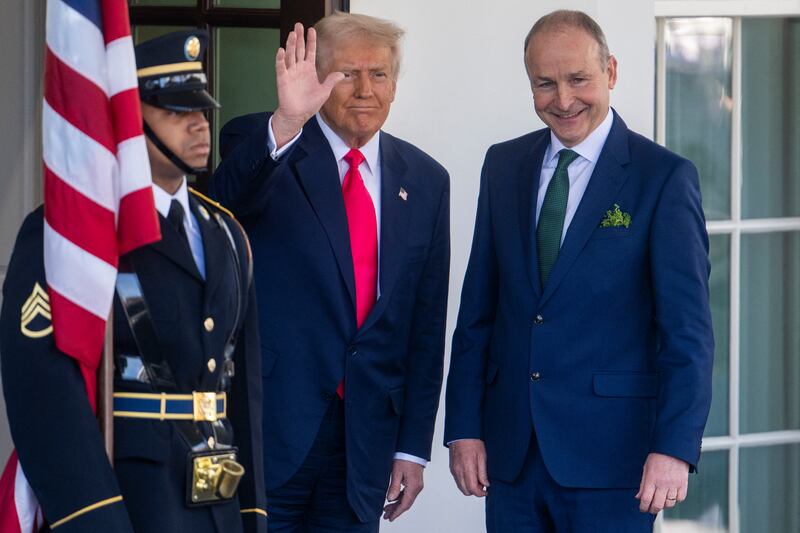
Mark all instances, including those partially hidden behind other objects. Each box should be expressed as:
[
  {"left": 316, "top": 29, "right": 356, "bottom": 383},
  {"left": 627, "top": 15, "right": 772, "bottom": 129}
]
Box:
[
  {"left": 152, "top": 178, "right": 206, "bottom": 279},
  {"left": 266, "top": 116, "right": 425, "bottom": 467},
  {"left": 535, "top": 108, "right": 614, "bottom": 244}
]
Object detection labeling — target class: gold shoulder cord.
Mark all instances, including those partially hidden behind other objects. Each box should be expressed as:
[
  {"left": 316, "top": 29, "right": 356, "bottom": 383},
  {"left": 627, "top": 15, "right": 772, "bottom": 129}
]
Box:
[
  {"left": 188, "top": 187, "right": 236, "bottom": 220},
  {"left": 189, "top": 187, "right": 253, "bottom": 286}
]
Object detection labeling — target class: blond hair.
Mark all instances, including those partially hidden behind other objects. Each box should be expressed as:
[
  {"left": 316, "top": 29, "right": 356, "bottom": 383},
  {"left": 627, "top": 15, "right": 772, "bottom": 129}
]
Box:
[{"left": 314, "top": 12, "right": 405, "bottom": 79}]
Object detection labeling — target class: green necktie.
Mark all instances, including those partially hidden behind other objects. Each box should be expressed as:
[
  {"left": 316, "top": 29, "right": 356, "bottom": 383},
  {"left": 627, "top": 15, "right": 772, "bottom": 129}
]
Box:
[{"left": 537, "top": 148, "right": 579, "bottom": 287}]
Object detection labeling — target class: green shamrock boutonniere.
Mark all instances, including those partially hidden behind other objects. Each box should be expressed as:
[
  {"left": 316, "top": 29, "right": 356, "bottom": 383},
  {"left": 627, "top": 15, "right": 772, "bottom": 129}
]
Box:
[{"left": 600, "top": 204, "right": 631, "bottom": 228}]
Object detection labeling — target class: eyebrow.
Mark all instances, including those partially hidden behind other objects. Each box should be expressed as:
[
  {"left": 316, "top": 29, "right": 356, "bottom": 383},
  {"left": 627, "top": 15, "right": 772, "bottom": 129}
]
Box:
[
  {"left": 339, "top": 63, "right": 390, "bottom": 71},
  {"left": 533, "top": 70, "right": 592, "bottom": 82}
]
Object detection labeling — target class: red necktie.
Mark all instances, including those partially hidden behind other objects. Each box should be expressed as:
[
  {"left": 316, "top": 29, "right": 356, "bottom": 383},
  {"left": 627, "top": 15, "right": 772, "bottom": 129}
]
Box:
[{"left": 337, "top": 149, "right": 378, "bottom": 399}]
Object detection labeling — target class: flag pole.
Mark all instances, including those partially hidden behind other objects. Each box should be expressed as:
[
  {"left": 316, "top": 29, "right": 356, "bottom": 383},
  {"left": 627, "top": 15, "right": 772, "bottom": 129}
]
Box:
[{"left": 98, "top": 309, "right": 114, "bottom": 462}]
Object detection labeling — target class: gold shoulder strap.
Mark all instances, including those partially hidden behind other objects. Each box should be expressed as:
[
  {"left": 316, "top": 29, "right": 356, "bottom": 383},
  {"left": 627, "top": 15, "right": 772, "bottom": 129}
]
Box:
[{"left": 188, "top": 187, "right": 236, "bottom": 220}]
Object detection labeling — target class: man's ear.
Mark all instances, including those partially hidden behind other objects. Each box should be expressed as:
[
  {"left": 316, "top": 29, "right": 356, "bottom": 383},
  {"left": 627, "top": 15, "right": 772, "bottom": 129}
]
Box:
[{"left": 607, "top": 55, "right": 618, "bottom": 90}]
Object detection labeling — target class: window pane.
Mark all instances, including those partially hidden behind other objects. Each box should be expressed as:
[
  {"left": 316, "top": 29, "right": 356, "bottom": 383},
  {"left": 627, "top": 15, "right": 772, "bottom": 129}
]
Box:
[
  {"left": 130, "top": 0, "right": 196, "bottom": 5},
  {"left": 213, "top": 27, "right": 280, "bottom": 168},
  {"left": 741, "top": 18, "right": 800, "bottom": 219},
  {"left": 740, "top": 444, "right": 800, "bottom": 532},
  {"left": 662, "top": 450, "right": 728, "bottom": 531},
  {"left": 214, "top": 0, "right": 280, "bottom": 7},
  {"left": 133, "top": 25, "right": 194, "bottom": 44},
  {"left": 664, "top": 18, "right": 732, "bottom": 221},
  {"left": 740, "top": 232, "right": 800, "bottom": 433},
  {"left": 706, "top": 235, "right": 730, "bottom": 437}
]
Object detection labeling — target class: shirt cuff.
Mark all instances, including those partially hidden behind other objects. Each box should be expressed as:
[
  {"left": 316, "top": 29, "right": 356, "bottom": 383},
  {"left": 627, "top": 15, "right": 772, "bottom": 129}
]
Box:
[
  {"left": 266, "top": 115, "right": 303, "bottom": 161},
  {"left": 393, "top": 452, "right": 427, "bottom": 467}
]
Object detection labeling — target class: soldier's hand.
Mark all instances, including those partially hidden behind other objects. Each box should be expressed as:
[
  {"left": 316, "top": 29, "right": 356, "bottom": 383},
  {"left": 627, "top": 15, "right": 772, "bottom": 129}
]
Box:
[{"left": 272, "top": 22, "right": 344, "bottom": 149}]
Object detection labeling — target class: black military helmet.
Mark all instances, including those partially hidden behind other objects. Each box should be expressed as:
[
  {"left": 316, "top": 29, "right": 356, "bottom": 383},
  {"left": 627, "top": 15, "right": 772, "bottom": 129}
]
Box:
[{"left": 135, "top": 29, "right": 220, "bottom": 112}]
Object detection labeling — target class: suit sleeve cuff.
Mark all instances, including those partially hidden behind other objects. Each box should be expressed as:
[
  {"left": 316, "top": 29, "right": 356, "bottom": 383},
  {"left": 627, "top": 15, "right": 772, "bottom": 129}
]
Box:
[
  {"left": 393, "top": 452, "right": 427, "bottom": 467},
  {"left": 267, "top": 116, "right": 302, "bottom": 160}
]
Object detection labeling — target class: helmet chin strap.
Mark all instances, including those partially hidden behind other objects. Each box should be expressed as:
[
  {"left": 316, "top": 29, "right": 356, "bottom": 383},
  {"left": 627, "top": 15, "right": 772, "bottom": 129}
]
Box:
[{"left": 143, "top": 121, "right": 206, "bottom": 176}]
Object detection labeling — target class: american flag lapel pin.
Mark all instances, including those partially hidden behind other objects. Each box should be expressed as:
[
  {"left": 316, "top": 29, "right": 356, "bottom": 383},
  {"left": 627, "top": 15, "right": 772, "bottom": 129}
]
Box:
[{"left": 398, "top": 187, "right": 408, "bottom": 202}]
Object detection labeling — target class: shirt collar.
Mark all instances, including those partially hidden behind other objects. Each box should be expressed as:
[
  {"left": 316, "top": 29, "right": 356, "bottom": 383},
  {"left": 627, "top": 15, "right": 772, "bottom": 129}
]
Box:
[
  {"left": 544, "top": 107, "right": 615, "bottom": 167},
  {"left": 152, "top": 177, "right": 193, "bottom": 226},
  {"left": 315, "top": 113, "right": 380, "bottom": 175}
]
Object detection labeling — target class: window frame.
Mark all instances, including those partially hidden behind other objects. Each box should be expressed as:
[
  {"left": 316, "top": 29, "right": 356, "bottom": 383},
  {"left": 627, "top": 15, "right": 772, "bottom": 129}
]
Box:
[
  {"left": 128, "top": 0, "right": 348, "bottom": 189},
  {"left": 655, "top": 3, "right": 800, "bottom": 531}
]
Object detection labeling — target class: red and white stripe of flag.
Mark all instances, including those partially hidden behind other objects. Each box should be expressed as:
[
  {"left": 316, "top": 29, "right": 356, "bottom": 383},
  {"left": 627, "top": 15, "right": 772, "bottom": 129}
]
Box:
[
  {"left": 0, "top": 0, "right": 161, "bottom": 531},
  {"left": 44, "top": 0, "right": 160, "bottom": 396}
]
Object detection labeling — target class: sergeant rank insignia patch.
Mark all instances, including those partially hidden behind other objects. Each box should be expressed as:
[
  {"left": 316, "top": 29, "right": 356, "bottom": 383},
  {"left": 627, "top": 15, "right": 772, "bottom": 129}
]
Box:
[{"left": 20, "top": 282, "right": 53, "bottom": 338}]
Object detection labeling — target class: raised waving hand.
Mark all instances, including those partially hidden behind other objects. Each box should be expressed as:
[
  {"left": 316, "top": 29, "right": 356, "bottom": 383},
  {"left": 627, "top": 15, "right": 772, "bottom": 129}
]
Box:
[{"left": 271, "top": 23, "right": 344, "bottom": 148}]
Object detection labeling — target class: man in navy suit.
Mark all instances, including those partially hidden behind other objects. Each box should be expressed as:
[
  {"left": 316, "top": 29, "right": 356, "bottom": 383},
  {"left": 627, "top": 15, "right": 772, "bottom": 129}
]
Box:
[
  {"left": 210, "top": 13, "right": 450, "bottom": 533},
  {"left": 445, "top": 10, "right": 713, "bottom": 532}
]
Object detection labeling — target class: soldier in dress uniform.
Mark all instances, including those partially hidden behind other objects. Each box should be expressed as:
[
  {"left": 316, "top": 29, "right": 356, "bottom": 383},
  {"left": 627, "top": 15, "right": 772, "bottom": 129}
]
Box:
[{"left": 0, "top": 30, "right": 266, "bottom": 532}]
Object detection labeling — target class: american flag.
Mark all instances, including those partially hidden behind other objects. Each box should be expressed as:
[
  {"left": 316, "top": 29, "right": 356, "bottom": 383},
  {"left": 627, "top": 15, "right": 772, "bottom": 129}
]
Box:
[{"left": 0, "top": 0, "right": 160, "bottom": 531}]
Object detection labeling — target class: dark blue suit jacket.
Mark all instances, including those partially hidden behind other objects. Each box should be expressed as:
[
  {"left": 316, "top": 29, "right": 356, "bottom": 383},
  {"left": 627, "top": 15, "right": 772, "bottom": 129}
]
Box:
[
  {"left": 445, "top": 111, "right": 713, "bottom": 488},
  {"left": 210, "top": 113, "right": 450, "bottom": 520}
]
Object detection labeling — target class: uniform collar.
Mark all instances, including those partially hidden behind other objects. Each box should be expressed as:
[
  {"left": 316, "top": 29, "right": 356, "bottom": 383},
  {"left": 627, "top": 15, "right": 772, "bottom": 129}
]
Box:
[{"left": 153, "top": 177, "right": 194, "bottom": 227}]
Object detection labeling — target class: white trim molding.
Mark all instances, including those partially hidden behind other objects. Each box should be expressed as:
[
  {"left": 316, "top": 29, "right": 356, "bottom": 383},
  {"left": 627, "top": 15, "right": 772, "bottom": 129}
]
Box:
[{"left": 656, "top": 1, "right": 800, "bottom": 17}]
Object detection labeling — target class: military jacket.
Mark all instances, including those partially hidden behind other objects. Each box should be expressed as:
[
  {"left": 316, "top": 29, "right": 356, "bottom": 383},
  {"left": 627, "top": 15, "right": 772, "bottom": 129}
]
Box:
[{"left": 0, "top": 193, "right": 266, "bottom": 532}]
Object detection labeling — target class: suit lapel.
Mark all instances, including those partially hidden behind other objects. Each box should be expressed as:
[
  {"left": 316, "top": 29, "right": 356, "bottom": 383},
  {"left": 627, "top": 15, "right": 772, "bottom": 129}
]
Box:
[
  {"left": 360, "top": 133, "right": 410, "bottom": 332},
  {"left": 520, "top": 133, "right": 550, "bottom": 300},
  {"left": 539, "top": 112, "right": 631, "bottom": 306},
  {"left": 292, "top": 119, "right": 357, "bottom": 310},
  {"left": 149, "top": 214, "right": 204, "bottom": 282}
]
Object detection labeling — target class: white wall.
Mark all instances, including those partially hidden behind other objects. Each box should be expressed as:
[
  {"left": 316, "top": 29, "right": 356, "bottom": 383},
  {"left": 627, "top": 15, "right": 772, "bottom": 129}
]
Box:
[
  {"left": 349, "top": 1, "right": 655, "bottom": 531},
  {"left": 0, "top": 0, "right": 43, "bottom": 467}
]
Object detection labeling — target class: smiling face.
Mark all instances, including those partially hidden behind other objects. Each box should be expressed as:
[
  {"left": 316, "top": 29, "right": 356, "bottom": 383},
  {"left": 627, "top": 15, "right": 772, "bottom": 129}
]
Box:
[
  {"left": 525, "top": 26, "right": 617, "bottom": 147},
  {"left": 319, "top": 38, "right": 397, "bottom": 148},
  {"left": 142, "top": 103, "right": 210, "bottom": 189}
]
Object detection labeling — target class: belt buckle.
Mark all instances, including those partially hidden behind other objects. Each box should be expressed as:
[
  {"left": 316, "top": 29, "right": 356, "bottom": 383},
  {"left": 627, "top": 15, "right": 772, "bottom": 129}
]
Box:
[{"left": 193, "top": 392, "right": 218, "bottom": 422}]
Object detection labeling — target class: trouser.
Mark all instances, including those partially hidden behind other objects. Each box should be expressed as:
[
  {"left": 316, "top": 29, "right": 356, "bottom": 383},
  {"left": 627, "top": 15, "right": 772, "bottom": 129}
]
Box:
[
  {"left": 486, "top": 434, "right": 655, "bottom": 533},
  {"left": 267, "top": 398, "right": 380, "bottom": 533}
]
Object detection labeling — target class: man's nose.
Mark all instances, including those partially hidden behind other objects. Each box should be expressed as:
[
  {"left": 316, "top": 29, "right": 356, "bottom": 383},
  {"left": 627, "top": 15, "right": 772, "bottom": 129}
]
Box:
[
  {"left": 555, "top": 86, "right": 574, "bottom": 110},
  {"left": 354, "top": 73, "right": 373, "bottom": 98},
  {"left": 188, "top": 111, "right": 210, "bottom": 131}
]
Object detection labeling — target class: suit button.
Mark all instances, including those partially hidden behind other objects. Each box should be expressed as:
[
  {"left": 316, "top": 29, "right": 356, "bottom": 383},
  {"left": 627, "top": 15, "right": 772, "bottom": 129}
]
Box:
[
  {"left": 348, "top": 345, "right": 358, "bottom": 357},
  {"left": 322, "top": 391, "right": 334, "bottom": 401},
  {"left": 207, "top": 358, "right": 217, "bottom": 373},
  {"left": 204, "top": 317, "right": 215, "bottom": 332},
  {"left": 533, "top": 314, "right": 544, "bottom": 325},
  {"left": 530, "top": 372, "right": 541, "bottom": 382}
]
